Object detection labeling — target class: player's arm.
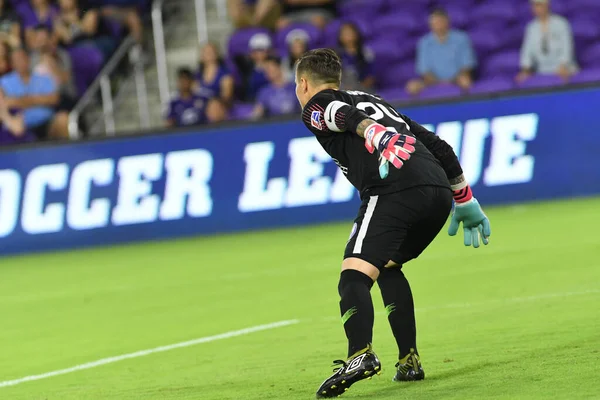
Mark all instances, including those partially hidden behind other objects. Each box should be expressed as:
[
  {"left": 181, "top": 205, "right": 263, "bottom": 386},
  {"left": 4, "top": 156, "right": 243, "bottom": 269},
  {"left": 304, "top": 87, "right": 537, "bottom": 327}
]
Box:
[
  {"left": 399, "top": 113, "right": 491, "bottom": 247},
  {"left": 302, "top": 91, "right": 416, "bottom": 177}
]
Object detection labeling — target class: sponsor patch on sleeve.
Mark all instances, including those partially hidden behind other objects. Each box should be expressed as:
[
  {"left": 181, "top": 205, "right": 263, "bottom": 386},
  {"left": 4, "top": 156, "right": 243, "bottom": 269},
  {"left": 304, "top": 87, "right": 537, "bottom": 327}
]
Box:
[{"left": 311, "top": 110, "right": 322, "bottom": 130}]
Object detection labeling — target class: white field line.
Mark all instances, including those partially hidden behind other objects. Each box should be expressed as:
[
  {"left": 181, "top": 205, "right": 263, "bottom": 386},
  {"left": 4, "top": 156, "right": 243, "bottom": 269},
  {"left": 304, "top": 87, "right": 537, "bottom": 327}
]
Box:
[{"left": 0, "top": 319, "right": 299, "bottom": 389}]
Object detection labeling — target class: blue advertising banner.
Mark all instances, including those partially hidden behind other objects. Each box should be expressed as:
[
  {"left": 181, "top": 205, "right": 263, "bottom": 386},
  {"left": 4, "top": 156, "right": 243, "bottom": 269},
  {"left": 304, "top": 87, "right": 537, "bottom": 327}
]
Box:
[{"left": 1, "top": 87, "right": 599, "bottom": 255}]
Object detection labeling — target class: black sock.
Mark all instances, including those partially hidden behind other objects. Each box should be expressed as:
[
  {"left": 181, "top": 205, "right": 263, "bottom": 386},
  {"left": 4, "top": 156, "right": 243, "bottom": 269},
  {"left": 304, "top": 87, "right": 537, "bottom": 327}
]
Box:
[
  {"left": 377, "top": 267, "right": 417, "bottom": 359},
  {"left": 338, "top": 269, "right": 375, "bottom": 357}
]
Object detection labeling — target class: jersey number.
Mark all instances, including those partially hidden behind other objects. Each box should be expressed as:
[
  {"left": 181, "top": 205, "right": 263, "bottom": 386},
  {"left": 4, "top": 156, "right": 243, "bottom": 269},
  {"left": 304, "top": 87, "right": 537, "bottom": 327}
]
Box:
[{"left": 356, "top": 102, "right": 409, "bottom": 128}]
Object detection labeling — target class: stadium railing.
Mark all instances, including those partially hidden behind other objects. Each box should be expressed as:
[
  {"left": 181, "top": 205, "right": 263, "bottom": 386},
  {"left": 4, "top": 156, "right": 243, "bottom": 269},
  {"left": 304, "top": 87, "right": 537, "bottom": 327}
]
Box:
[{"left": 68, "top": 37, "right": 149, "bottom": 139}]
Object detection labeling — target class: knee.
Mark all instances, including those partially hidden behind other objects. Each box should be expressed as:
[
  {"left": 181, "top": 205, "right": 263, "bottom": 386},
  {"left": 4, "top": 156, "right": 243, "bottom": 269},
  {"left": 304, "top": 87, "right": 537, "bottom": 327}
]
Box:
[{"left": 338, "top": 269, "right": 375, "bottom": 297}]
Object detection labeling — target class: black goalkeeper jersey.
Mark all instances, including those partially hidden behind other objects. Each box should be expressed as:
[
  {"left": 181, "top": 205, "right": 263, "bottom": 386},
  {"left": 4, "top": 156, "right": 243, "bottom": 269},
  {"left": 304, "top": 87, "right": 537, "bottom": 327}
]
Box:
[{"left": 301, "top": 89, "right": 459, "bottom": 199}]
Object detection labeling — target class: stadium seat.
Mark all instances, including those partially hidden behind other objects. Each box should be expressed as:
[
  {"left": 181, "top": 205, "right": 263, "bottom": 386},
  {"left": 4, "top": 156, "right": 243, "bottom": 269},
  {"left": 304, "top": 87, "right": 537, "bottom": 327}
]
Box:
[
  {"left": 581, "top": 43, "right": 600, "bottom": 68},
  {"left": 470, "top": 2, "right": 517, "bottom": 25},
  {"left": 517, "top": 74, "right": 567, "bottom": 89},
  {"left": 68, "top": 46, "right": 105, "bottom": 96},
  {"left": 481, "top": 50, "right": 521, "bottom": 79},
  {"left": 571, "top": 17, "right": 600, "bottom": 44},
  {"left": 376, "top": 87, "right": 409, "bottom": 102},
  {"left": 275, "top": 23, "right": 322, "bottom": 55},
  {"left": 469, "top": 78, "right": 514, "bottom": 94},
  {"left": 227, "top": 28, "right": 272, "bottom": 59},
  {"left": 338, "top": 0, "right": 387, "bottom": 18},
  {"left": 375, "top": 61, "right": 415, "bottom": 89},
  {"left": 570, "top": 68, "right": 600, "bottom": 84},
  {"left": 417, "top": 84, "right": 462, "bottom": 100},
  {"left": 444, "top": 6, "right": 470, "bottom": 29},
  {"left": 469, "top": 28, "right": 510, "bottom": 57},
  {"left": 373, "top": 12, "right": 427, "bottom": 39}
]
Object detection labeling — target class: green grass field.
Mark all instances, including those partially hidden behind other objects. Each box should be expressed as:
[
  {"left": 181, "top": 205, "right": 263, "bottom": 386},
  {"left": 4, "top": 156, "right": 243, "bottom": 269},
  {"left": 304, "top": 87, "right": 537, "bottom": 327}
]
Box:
[{"left": 1, "top": 197, "right": 599, "bottom": 400}]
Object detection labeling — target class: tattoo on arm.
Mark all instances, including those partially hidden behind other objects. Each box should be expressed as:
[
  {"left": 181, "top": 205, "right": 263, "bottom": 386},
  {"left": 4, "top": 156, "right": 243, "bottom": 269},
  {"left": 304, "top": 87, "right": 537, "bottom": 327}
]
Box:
[
  {"left": 355, "top": 118, "right": 377, "bottom": 138},
  {"left": 449, "top": 174, "right": 467, "bottom": 189}
]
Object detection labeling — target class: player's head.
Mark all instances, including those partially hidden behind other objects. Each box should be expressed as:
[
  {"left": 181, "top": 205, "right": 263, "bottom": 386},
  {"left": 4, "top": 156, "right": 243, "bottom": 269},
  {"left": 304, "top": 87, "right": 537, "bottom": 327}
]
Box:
[
  {"left": 177, "top": 67, "right": 194, "bottom": 94},
  {"left": 294, "top": 48, "right": 342, "bottom": 108},
  {"left": 531, "top": 0, "right": 550, "bottom": 18},
  {"left": 429, "top": 8, "right": 450, "bottom": 36}
]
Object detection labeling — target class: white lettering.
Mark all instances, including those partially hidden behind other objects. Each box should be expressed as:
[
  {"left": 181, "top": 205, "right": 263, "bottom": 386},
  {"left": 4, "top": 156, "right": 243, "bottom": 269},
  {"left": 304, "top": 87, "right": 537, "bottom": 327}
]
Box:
[
  {"left": 435, "top": 121, "right": 463, "bottom": 155},
  {"left": 0, "top": 169, "right": 21, "bottom": 237},
  {"left": 485, "top": 114, "right": 538, "bottom": 186},
  {"left": 460, "top": 119, "right": 490, "bottom": 185},
  {"left": 285, "top": 137, "right": 332, "bottom": 207},
  {"left": 238, "top": 142, "right": 286, "bottom": 212},
  {"left": 112, "top": 154, "right": 163, "bottom": 225},
  {"left": 22, "top": 164, "right": 69, "bottom": 234},
  {"left": 356, "top": 102, "right": 384, "bottom": 121},
  {"left": 160, "top": 149, "right": 213, "bottom": 220},
  {"left": 67, "top": 159, "right": 114, "bottom": 230},
  {"left": 329, "top": 168, "right": 356, "bottom": 203}
]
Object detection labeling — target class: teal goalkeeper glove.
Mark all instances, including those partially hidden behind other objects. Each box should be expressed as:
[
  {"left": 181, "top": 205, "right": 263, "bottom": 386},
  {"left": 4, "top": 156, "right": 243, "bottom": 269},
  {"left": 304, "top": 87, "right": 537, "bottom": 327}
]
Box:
[{"left": 448, "top": 184, "right": 491, "bottom": 248}]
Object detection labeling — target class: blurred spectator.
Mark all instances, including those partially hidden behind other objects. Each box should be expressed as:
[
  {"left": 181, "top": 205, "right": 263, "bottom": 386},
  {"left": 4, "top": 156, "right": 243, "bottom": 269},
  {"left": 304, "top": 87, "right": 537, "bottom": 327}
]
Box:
[
  {"left": 406, "top": 8, "right": 476, "bottom": 95},
  {"left": 0, "top": 41, "right": 11, "bottom": 75},
  {"left": 196, "top": 42, "right": 234, "bottom": 107},
  {"left": 30, "top": 25, "right": 77, "bottom": 110},
  {"left": 337, "top": 22, "right": 375, "bottom": 90},
  {"left": 253, "top": 55, "right": 299, "bottom": 118},
  {"left": 94, "top": 0, "right": 143, "bottom": 44},
  {"left": 20, "top": 0, "right": 59, "bottom": 49},
  {"left": 281, "top": 29, "right": 309, "bottom": 80},
  {"left": 54, "top": 0, "right": 97, "bottom": 46},
  {"left": 517, "top": 0, "right": 577, "bottom": 82},
  {"left": 165, "top": 68, "right": 208, "bottom": 127},
  {"left": 0, "top": 0, "right": 21, "bottom": 48},
  {"left": 0, "top": 48, "right": 68, "bottom": 139},
  {"left": 227, "top": 0, "right": 280, "bottom": 29},
  {"left": 0, "top": 88, "right": 34, "bottom": 145},
  {"left": 278, "top": 0, "right": 336, "bottom": 29},
  {"left": 242, "top": 32, "right": 273, "bottom": 100}
]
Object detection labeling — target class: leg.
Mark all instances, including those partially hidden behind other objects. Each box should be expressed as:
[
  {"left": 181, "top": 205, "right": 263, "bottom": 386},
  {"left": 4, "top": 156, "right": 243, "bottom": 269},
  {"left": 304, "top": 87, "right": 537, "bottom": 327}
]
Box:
[
  {"left": 377, "top": 266, "right": 417, "bottom": 359},
  {"left": 48, "top": 112, "right": 70, "bottom": 139},
  {"left": 339, "top": 257, "right": 378, "bottom": 357}
]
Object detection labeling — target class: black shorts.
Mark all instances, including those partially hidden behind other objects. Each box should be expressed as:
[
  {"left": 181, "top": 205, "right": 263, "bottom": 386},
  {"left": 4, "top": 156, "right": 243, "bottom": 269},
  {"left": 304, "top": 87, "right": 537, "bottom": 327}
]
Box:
[{"left": 344, "top": 186, "right": 453, "bottom": 269}]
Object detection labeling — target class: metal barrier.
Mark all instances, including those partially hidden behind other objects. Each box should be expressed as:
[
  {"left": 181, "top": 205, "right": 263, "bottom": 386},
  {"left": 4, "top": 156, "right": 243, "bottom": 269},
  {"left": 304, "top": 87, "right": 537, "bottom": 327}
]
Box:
[
  {"left": 152, "top": 0, "right": 215, "bottom": 107},
  {"left": 68, "top": 36, "right": 149, "bottom": 139}
]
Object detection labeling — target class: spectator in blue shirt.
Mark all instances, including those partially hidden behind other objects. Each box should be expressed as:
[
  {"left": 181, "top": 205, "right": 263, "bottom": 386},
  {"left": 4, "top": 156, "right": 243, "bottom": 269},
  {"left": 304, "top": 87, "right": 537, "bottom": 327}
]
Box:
[
  {"left": 0, "top": 87, "right": 34, "bottom": 146},
  {"left": 253, "top": 55, "right": 299, "bottom": 118},
  {"left": 165, "top": 68, "right": 208, "bottom": 127},
  {"left": 337, "top": 22, "right": 375, "bottom": 90},
  {"left": 0, "top": 48, "right": 68, "bottom": 139},
  {"left": 406, "top": 8, "right": 476, "bottom": 95},
  {"left": 196, "top": 42, "right": 234, "bottom": 107}
]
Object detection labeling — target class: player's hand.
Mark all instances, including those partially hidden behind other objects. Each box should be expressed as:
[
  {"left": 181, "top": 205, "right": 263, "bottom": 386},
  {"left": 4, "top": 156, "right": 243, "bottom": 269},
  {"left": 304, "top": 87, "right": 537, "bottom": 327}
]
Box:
[
  {"left": 364, "top": 123, "right": 416, "bottom": 178},
  {"left": 448, "top": 185, "right": 491, "bottom": 248}
]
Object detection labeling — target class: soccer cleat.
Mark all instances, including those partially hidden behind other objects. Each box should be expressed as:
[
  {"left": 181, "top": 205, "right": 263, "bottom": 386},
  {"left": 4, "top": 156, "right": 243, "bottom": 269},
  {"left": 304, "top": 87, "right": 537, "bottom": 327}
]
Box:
[
  {"left": 315, "top": 345, "right": 382, "bottom": 398},
  {"left": 393, "top": 348, "right": 425, "bottom": 382}
]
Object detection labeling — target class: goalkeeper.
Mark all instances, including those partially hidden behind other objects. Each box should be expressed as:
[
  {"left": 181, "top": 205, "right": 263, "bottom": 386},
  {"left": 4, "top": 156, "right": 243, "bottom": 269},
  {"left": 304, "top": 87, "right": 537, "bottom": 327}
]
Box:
[{"left": 295, "top": 49, "right": 491, "bottom": 398}]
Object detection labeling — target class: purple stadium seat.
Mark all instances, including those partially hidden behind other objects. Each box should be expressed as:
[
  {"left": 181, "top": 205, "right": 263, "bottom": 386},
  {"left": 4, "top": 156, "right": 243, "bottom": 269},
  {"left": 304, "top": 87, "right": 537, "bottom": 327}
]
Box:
[
  {"left": 339, "top": 0, "right": 386, "bottom": 18},
  {"left": 68, "top": 46, "right": 104, "bottom": 96},
  {"left": 229, "top": 103, "right": 255, "bottom": 121},
  {"left": 571, "top": 17, "right": 600, "bottom": 44},
  {"left": 481, "top": 50, "right": 521, "bottom": 79},
  {"left": 375, "top": 61, "right": 415, "bottom": 89},
  {"left": 570, "top": 68, "right": 600, "bottom": 84},
  {"left": 444, "top": 6, "right": 469, "bottom": 29},
  {"left": 417, "top": 84, "right": 462, "bottom": 100},
  {"left": 376, "top": 87, "right": 409, "bottom": 102},
  {"left": 227, "top": 28, "right": 272, "bottom": 59},
  {"left": 275, "top": 23, "right": 321, "bottom": 55},
  {"left": 565, "top": 0, "right": 600, "bottom": 17},
  {"left": 374, "top": 12, "right": 427, "bottom": 38},
  {"left": 368, "top": 38, "right": 413, "bottom": 64},
  {"left": 581, "top": 43, "right": 600, "bottom": 68},
  {"left": 470, "top": 2, "right": 516, "bottom": 24},
  {"left": 470, "top": 29, "right": 508, "bottom": 56},
  {"left": 517, "top": 74, "right": 566, "bottom": 89},
  {"left": 469, "top": 78, "right": 514, "bottom": 94}
]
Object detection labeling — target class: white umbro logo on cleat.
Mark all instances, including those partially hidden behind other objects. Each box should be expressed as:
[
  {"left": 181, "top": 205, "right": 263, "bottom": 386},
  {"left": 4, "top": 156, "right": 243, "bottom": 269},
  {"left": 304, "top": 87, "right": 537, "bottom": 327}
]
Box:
[{"left": 345, "top": 354, "right": 366, "bottom": 373}]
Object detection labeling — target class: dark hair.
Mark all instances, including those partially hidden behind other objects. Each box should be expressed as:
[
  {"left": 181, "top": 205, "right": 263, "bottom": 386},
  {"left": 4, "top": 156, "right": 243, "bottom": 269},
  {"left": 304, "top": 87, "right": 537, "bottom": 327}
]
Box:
[
  {"left": 177, "top": 67, "right": 194, "bottom": 80},
  {"left": 34, "top": 24, "right": 51, "bottom": 32},
  {"left": 295, "top": 48, "right": 342, "bottom": 86},
  {"left": 430, "top": 8, "right": 449, "bottom": 18},
  {"left": 197, "top": 42, "right": 224, "bottom": 77},
  {"left": 337, "top": 22, "right": 368, "bottom": 75}
]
